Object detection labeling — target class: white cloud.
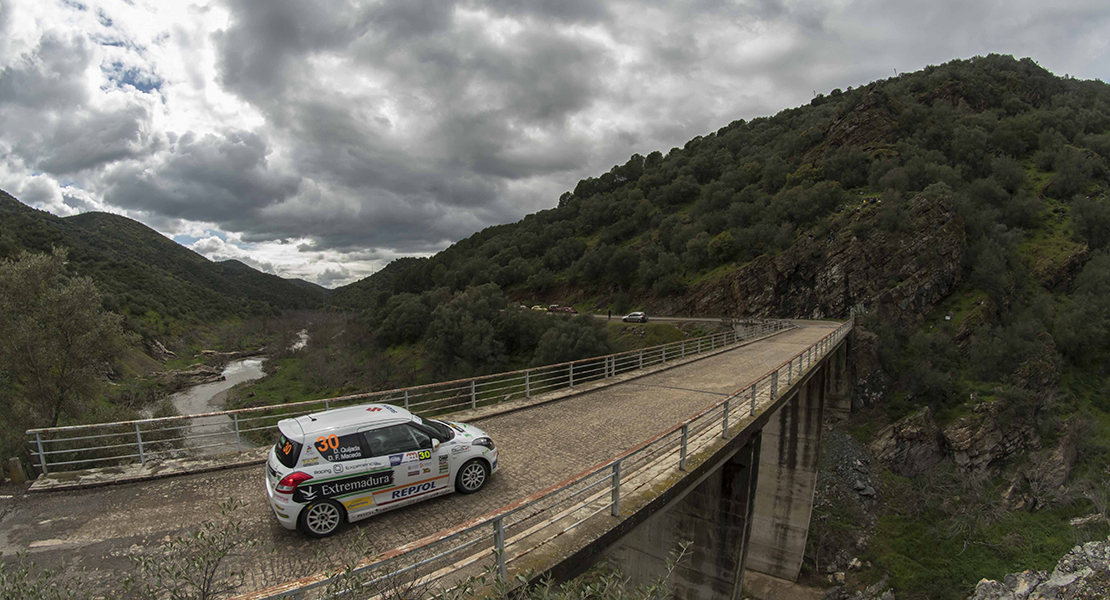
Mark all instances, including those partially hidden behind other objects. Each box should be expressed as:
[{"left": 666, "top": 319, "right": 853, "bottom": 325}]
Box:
[{"left": 1, "top": 0, "right": 1108, "bottom": 288}]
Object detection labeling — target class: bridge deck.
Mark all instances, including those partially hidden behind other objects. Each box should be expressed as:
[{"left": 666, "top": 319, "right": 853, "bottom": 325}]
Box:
[{"left": 0, "top": 322, "right": 838, "bottom": 595}]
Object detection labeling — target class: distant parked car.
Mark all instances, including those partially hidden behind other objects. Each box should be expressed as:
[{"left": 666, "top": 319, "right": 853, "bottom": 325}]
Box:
[
  {"left": 560, "top": 306, "right": 578, "bottom": 314},
  {"left": 622, "top": 312, "right": 648, "bottom": 323},
  {"left": 531, "top": 305, "right": 547, "bottom": 311}
]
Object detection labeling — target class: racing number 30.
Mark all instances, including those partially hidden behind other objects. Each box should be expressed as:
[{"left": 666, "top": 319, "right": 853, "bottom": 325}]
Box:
[{"left": 315, "top": 434, "right": 339, "bottom": 452}]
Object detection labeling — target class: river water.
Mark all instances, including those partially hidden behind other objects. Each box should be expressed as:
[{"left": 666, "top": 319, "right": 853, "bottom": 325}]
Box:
[
  {"left": 169, "top": 357, "right": 267, "bottom": 416},
  {"left": 167, "top": 357, "right": 267, "bottom": 454}
]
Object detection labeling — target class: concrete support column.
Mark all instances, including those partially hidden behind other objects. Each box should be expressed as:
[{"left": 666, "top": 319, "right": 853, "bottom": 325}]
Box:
[
  {"left": 746, "top": 366, "right": 825, "bottom": 581},
  {"left": 604, "top": 433, "right": 762, "bottom": 600},
  {"left": 824, "top": 342, "right": 851, "bottom": 423}
]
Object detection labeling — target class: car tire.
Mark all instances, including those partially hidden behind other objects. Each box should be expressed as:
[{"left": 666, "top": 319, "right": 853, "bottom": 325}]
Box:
[
  {"left": 455, "top": 459, "right": 489, "bottom": 494},
  {"left": 298, "top": 499, "right": 346, "bottom": 538}
]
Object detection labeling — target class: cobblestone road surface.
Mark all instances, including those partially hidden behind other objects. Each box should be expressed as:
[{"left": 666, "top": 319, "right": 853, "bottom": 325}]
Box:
[{"left": 0, "top": 322, "right": 837, "bottom": 596}]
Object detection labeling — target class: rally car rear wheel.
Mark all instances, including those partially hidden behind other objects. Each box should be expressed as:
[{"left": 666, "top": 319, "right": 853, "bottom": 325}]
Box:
[{"left": 299, "top": 499, "right": 345, "bottom": 538}]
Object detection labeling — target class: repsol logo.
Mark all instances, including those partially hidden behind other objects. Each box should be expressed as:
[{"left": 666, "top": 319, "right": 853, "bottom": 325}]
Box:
[
  {"left": 293, "top": 471, "right": 394, "bottom": 503},
  {"left": 391, "top": 481, "right": 435, "bottom": 500}
]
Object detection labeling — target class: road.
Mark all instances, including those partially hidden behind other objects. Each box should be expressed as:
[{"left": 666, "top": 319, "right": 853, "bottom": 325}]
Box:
[{"left": 0, "top": 321, "right": 838, "bottom": 596}]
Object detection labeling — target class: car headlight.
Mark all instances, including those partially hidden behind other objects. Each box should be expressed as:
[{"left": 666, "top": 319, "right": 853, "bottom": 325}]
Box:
[{"left": 473, "top": 437, "right": 494, "bottom": 450}]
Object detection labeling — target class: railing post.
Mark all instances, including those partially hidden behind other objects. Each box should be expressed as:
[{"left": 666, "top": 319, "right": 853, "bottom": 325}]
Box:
[
  {"left": 325, "top": 399, "right": 330, "bottom": 410},
  {"left": 788, "top": 358, "right": 793, "bottom": 385},
  {"left": 711, "top": 336, "right": 715, "bottom": 350},
  {"left": 722, "top": 398, "right": 730, "bottom": 438},
  {"left": 750, "top": 383, "right": 757, "bottom": 416},
  {"left": 404, "top": 389, "right": 410, "bottom": 411},
  {"left": 679, "top": 424, "right": 688, "bottom": 471},
  {"left": 569, "top": 363, "right": 574, "bottom": 388},
  {"left": 525, "top": 371, "right": 531, "bottom": 397},
  {"left": 493, "top": 516, "right": 507, "bottom": 582},
  {"left": 771, "top": 370, "right": 778, "bottom": 399},
  {"left": 233, "top": 414, "right": 242, "bottom": 453},
  {"left": 611, "top": 460, "right": 621, "bottom": 517},
  {"left": 135, "top": 423, "right": 146, "bottom": 466},
  {"left": 638, "top": 350, "right": 643, "bottom": 370},
  {"left": 471, "top": 380, "right": 477, "bottom": 409},
  {"left": 662, "top": 345, "right": 667, "bottom": 365},
  {"left": 681, "top": 340, "right": 686, "bottom": 358},
  {"left": 35, "top": 433, "right": 47, "bottom": 476}
]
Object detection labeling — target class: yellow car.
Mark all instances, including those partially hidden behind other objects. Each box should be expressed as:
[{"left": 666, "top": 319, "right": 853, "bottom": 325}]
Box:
[{"left": 531, "top": 305, "right": 547, "bottom": 311}]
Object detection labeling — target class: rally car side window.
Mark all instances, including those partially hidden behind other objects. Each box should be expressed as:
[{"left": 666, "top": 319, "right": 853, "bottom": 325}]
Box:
[
  {"left": 314, "top": 432, "right": 368, "bottom": 463},
  {"left": 363, "top": 424, "right": 423, "bottom": 456}
]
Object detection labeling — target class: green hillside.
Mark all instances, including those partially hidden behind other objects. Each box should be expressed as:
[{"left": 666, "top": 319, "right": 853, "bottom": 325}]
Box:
[
  {"left": 330, "top": 55, "right": 1109, "bottom": 318},
  {"left": 320, "top": 55, "right": 1110, "bottom": 599},
  {"left": 0, "top": 193, "right": 326, "bottom": 337}
]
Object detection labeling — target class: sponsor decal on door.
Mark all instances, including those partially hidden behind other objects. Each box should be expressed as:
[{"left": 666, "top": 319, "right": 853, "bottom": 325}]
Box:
[
  {"left": 293, "top": 469, "right": 394, "bottom": 504},
  {"left": 373, "top": 475, "right": 448, "bottom": 506}
]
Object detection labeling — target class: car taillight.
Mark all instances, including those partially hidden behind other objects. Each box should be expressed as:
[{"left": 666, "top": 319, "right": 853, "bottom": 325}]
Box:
[{"left": 276, "top": 471, "right": 312, "bottom": 494}]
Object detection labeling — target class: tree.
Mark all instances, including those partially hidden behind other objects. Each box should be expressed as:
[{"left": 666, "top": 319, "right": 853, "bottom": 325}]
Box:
[
  {"left": 531, "top": 317, "right": 611, "bottom": 366},
  {"left": 0, "top": 248, "right": 135, "bottom": 428}
]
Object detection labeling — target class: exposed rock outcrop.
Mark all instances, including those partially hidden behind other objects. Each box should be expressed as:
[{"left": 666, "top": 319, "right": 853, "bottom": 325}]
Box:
[
  {"left": 870, "top": 406, "right": 945, "bottom": 477},
  {"left": 146, "top": 339, "right": 177, "bottom": 363},
  {"left": 674, "top": 193, "right": 965, "bottom": 329},
  {"left": 851, "top": 329, "right": 891, "bottom": 411},
  {"left": 871, "top": 402, "right": 1044, "bottom": 476},
  {"left": 942, "top": 402, "right": 1041, "bottom": 472},
  {"left": 153, "top": 364, "right": 225, "bottom": 389},
  {"left": 967, "top": 538, "right": 1110, "bottom": 600}
]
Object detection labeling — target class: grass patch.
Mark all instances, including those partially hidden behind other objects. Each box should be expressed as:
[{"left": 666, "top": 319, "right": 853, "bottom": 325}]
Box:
[
  {"left": 928, "top": 286, "right": 990, "bottom": 331},
  {"left": 688, "top": 262, "right": 741, "bottom": 287},
  {"left": 606, "top": 322, "right": 689, "bottom": 352}
]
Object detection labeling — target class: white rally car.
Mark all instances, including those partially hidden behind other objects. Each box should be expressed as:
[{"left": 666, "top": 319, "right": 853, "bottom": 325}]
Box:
[{"left": 265, "top": 403, "right": 499, "bottom": 537}]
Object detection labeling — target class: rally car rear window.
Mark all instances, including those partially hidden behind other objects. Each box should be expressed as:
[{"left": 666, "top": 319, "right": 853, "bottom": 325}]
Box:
[{"left": 274, "top": 433, "right": 302, "bottom": 469}]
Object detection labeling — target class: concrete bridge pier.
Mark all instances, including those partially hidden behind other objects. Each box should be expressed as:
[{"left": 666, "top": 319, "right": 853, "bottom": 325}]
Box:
[
  {"left": 745, "top": 364, "right": 827, "bottom": 582},
  {"left": 603, "top": 433, "right": 763, "bottom": 600},
  {"left": 824, "top": 341, "right": 851, "bottom": 423}
]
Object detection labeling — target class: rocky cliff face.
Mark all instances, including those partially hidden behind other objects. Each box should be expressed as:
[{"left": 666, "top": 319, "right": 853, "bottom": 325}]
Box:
[
  {"left": 869, "top": 402, "right": 1045, "bottom": 477},
  {"left": 967, "top": 538, "right": 1110, "bottom": 600},
  {"left": 672, "top": 193, "right": 965, "bottom": 328}
]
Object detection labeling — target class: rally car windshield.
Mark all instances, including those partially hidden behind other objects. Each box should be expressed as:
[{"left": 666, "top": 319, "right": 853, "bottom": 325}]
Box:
[{"left": 423, "top": 419, "right": 456, "bottom": 442}]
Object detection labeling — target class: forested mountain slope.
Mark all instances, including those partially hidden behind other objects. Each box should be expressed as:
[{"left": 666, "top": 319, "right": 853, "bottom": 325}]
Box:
[
  {"left": 327, "top": 54, "right": 1110, "bottom": 600},
  {"left": 331, "top": 54, "right": 1109, "bottom": 319},
  {"left": 0, "top": 193, "right": 326, "bottom": 336}
]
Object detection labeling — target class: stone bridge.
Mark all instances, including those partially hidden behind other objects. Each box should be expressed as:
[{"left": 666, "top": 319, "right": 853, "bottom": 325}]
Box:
[{"left": 0, "top": 319, "right": 850, "bottom": 600}]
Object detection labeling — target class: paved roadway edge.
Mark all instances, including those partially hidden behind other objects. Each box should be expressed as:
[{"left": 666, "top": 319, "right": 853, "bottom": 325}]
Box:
[{"left": 27, "top": 326, "right": 799, "bottom": 494}]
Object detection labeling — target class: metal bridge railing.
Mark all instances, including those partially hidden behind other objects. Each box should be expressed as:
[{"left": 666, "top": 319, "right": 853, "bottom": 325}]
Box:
[
  {"left": 26, "top": 319, "right": 795, "bottom": 476},
  {"left": 233, "top": 319, "right": 853, "bottom": 600}
]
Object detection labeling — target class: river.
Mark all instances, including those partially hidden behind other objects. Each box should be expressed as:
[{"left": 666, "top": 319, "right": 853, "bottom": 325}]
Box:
[
  {"left": 166, "top": 357, "right": 267, "bottom": 454},
  {"left": 168, "top": 357, "right": 267, "bottom": 416}
]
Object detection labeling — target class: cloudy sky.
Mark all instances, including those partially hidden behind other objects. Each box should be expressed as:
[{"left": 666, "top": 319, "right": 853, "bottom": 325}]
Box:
[{"left": 2, "top": 0, "right": 1108, "bottom": 287}]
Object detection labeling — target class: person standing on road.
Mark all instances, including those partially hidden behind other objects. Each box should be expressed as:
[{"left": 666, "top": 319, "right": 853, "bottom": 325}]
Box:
[{"left": 608, "top": 309, "right": 611, "bottom": 320}]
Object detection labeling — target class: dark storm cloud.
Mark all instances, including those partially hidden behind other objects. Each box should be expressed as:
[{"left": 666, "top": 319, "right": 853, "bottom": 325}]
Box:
[
  {"left": 210, "top": 0, "right": 610, "bottom": 253},
  {"left": 0, "top": 32, "right": 91, "bottom": 108},
  {"left": 103, "top": 129, "right": 301, "bottom": 223},
  {"left": 0, "top": 29, "right": 157, "bottom": 176},
  {"left": 215, "top": 0, "right": 374, "bottom": 105},
  {"left": 466, "top": 0, "right": 612, "bottom": 24},
  {"left": 31, "top": 104, "right": 154, "bottom": 174}
]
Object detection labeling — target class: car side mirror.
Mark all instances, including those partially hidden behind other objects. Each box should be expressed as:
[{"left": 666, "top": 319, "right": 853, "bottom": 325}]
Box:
[{"left": 431, "top": 438, "right": 440, "bottom": 451}]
